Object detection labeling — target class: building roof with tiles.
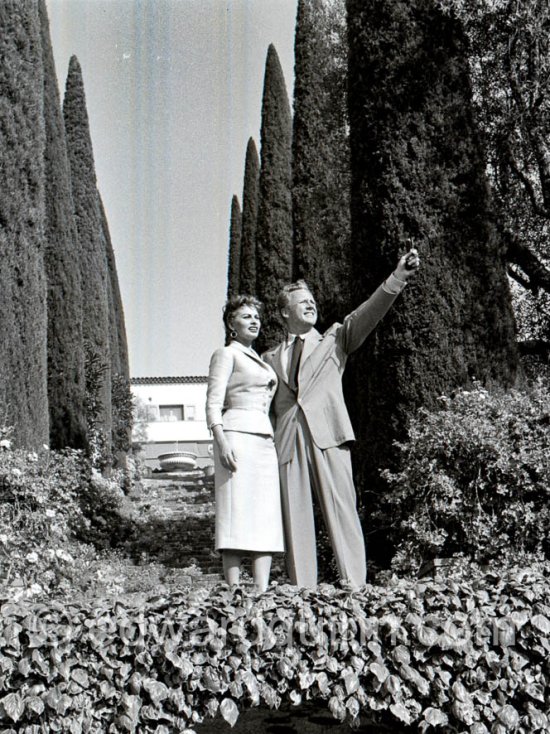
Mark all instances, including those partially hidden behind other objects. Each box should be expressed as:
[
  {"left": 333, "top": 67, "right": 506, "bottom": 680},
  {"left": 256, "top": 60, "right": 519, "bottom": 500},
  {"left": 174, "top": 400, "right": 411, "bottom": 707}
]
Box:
[{"left": 131, "top": 376, "right": 208, "bottom": 385}]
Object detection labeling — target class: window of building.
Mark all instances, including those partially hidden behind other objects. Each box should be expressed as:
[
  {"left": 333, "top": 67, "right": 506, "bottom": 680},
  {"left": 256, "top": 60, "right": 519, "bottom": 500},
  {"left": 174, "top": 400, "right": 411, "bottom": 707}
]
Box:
[
  {"left": 184, "top": 405, "right": 196, "bottom": 421},
  {"left": 159, "top": 405, "right": 184, "bottom": 421}
]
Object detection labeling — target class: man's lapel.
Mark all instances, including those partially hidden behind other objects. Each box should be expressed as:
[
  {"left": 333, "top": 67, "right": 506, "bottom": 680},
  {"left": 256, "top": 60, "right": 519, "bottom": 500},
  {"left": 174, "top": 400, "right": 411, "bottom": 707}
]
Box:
[
  {"left": 264, "top": 341, "right": 287, "bottom": 386},
  {"left": 298, "top": 329, "right": 323, "bottom": 387}
]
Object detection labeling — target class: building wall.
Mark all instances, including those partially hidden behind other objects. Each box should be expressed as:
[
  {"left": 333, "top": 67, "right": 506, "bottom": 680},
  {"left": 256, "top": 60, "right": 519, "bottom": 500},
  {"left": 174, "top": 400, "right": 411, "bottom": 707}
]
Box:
[{"left": 131, "top": 379, "right": 212, "bottom": 468}]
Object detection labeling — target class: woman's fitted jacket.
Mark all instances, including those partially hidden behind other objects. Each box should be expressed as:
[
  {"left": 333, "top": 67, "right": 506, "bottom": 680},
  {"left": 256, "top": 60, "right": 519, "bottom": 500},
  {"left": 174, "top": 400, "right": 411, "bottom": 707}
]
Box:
[{"left": 205, "top": 341, "right": 278, "bottom": 436}]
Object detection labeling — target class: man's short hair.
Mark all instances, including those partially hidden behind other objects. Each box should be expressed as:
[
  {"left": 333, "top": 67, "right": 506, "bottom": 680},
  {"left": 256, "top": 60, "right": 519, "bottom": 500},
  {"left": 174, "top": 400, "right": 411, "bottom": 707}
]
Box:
[{"left": 277, "top": 279, "right": 313, "bottom": 313}]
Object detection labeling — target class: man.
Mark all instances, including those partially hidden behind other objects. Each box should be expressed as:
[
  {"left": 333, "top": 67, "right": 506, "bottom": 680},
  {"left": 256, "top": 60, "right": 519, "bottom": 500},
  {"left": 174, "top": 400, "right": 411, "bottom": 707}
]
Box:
[{"left": 263, "top": 249, "right": 420, "bottom": 587}]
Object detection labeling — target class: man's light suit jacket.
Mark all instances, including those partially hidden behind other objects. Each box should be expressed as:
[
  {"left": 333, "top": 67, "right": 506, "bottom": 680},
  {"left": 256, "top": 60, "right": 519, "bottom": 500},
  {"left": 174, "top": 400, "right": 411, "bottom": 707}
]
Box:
[{"left": 263, "top": 279, "right": 403, "bottom": 465}]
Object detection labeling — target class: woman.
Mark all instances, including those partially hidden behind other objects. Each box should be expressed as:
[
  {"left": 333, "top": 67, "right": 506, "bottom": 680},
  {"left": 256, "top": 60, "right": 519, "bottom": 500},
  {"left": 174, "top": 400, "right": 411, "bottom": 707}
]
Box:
[{"left": 205, "top": 295, "right": 284, "bottom": 592}]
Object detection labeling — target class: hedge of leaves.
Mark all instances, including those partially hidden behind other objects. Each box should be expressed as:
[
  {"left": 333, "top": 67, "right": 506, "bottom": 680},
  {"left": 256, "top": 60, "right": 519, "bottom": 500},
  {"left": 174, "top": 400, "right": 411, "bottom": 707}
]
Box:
[
  {"left": 381, "top": 381, "right": 550, "bottom": 574},
  {"left": 1, "top": 563, "right": 549, "bottom": 733}
]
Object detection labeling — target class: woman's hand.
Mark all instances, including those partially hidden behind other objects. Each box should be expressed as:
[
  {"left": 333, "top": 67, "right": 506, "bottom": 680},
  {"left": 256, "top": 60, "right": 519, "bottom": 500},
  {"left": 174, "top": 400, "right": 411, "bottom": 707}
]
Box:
[
  {"left": 218, "top": 440, "right": 238, "bottom": 472},
  {"left": 212, "top": 425, "right": 237, "bottom": 472}
]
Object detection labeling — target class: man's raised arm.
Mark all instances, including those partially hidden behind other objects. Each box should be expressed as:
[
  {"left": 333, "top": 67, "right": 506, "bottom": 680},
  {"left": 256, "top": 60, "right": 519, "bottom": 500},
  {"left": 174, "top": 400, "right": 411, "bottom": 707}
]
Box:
[{"left": 337, "top": 249, "right": 420, "bottom": 355}]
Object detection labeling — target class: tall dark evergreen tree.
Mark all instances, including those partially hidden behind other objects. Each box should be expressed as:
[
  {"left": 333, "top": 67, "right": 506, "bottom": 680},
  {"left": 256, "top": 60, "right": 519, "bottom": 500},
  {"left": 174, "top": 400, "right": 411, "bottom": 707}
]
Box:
[
  {"left": 292, "top": 0, "right": 351, "bottom": 329},
  {"left": 255, "top": 45, "right": 294, "bottom": 351},
  {"left": 0, "top": 1, "right": 49, "bottom": 448},
  {"left": 99, "top": 195, "right": 129, "bottom": 381},
  {"left": 100, "top": 195, "right": 131, "bottom": 459},
  {"left": 239, "top": 137, "right": 260, "bottom": 296},
  {"left": 346, "top": 0, "right": 519, "bottom": 556},
  {"left": 63, "top": 56, "right": 112, "bottom": 442},
  {"left": 227, "top": 195, "right": 242, "bottom": 299},
  {"left": 39, "top": 0, "right": 87, "bottom": 450}
]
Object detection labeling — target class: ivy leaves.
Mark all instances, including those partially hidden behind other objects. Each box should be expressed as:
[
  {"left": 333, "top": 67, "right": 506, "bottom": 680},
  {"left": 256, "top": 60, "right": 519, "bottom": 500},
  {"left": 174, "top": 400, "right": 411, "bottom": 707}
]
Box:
[{"left": 0, "top": 565, "right": 549, "bottom": 731}]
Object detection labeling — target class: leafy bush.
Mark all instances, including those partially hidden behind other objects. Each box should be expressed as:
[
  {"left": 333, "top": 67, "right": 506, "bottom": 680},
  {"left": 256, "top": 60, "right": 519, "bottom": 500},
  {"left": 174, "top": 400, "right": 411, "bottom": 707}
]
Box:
[
  {"left": 0, "top": 440, "right": 139, "bottom": 598},
  {"left": 73, "top": 467, "right": 138, "bottom": 551},
  {"left": 0, "top": 562, "right": 549, "bottom": 732},
  {"left": 112, "top": 374, "right": 134, "bottom": 455},
  {"left": 381, "top": 381, "right": 550, "bottom": 574},
  {"left": 84, "top": 340, "right": 111, "bottom": 471}
]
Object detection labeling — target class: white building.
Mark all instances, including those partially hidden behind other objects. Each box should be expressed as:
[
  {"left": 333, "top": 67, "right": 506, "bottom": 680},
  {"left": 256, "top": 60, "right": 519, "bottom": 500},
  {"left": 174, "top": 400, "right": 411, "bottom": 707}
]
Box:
[{"left": 131, "top": 376, "right": 212, "bottom": 469}]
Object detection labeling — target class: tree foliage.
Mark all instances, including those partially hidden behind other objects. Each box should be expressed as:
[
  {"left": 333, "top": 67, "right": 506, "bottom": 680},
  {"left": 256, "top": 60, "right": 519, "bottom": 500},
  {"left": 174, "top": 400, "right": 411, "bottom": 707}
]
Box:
[
  {"left": 63, "top": 56, "right": 112, "bottom": 442},
  {"left": 100, "top": 195, "right": 129, "bottom": 382},
  {"left": 226, "top": 195, "right": 242, "bottom": 299},
  {"left": 292, "top": 0, "right": 352, "bottom": 330},
  {"left": 255, "top": 45, "right": 294, "bottom": 351},
  {"left": 0, "top": 0, "right": 49, "bottom": 448},
  {"left": 382, "top": 381, "right": 550, "bottom": 575},
  {"left": 345, "top": 0, "right": 519, "bottom": 561},
  {"left": 437, "top": 0, "right": 550, "bottom": 365},
  {"left": 39, "top": 0, "right": 87, "bottom": 450},
  {"left": 239, "top": 138, "right": 260, "bottom": 297}
]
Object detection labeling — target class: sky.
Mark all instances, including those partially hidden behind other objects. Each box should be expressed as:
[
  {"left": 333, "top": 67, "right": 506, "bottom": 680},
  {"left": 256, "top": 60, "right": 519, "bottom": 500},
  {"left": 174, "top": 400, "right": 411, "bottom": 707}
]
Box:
[{"left": 45, "top": 0, "right": 298, "bottom": 378}]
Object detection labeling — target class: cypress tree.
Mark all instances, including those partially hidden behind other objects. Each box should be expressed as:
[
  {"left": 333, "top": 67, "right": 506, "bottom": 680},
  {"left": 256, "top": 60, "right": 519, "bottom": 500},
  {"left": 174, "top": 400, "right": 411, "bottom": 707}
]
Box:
[
  {"left": 255, "top": 45, "right": 294, "bottom": 351},
  {"left": 0, "top": 1, "right": 49, "bottom": 447},
  {"left": 346, "top": 0, "right": 519, "bottom": 556},
  {"left": 99, "top": 195, "right": 129, "bottom": 381},
  {"left": 63, "top": 56, "right": 112, "bottom": 443},
  {"left": 100, "top": 195, "right": 131, "bottom": 460},
  {"left": 239, "top": 137, "right": 260, "bottom": 296},
  {"left": 39, "top": 0, "right": 87, "bottom": 450},
  {"left": 227, "top": 195, "right": 242, "bottom": 298},
  {"left": 293, "top": 0, "right": 351, "bottom": 329}
]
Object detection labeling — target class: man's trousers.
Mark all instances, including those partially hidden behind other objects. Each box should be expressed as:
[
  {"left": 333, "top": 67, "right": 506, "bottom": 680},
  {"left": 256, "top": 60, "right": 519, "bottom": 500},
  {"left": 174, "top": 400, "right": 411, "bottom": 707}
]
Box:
[{"left": 279, "top": 411, "right": 367, "bottom": 587}]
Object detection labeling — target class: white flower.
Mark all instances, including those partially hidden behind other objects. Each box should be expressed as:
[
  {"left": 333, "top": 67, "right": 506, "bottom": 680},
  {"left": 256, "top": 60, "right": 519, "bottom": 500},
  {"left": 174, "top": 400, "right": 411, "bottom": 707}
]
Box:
[
  {"left": 27, "top": 452, "right": 38, "bottom": 462},
  {"left": 45, "top": 509, "right": 56, "bottom": 518},
  {"left": 0, "top": 439, "right": 12, "bottom": 449},
  {"left": 11, "top": 467, "right": 22, "bottom": 477},
  {"left": 0, "top": 534, "right": 8, "bottom": 545},
  {"left": 55, "top": 549, "right": 74, "bottom": 564},
  {"left": 26, "top": 551, "right": 39, "bottom": 563},
  {"left": 28, "top": 583, "right": 43, "bottom": 596}
]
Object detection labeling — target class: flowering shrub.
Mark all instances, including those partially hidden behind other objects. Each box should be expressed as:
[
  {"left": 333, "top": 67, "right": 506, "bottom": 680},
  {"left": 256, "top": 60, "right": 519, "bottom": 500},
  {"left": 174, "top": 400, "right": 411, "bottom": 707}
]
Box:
[
  {"left": 0, "top": 440, "right": 139, "bottom": 598},
  {"left": 84, "top": 340, "right": 111, "bottom": 471},
  {"left": 381, "top": 381, "right": 550, "bottom": 574},
  {"left": 72, "top": 467, "right": 139, "bottom": 550},
  {"left": 0, "top": 443, "right": 84, "bottom": 593},
  {"left": 0, "top": 562, "right": 549, "bottom": 732}
]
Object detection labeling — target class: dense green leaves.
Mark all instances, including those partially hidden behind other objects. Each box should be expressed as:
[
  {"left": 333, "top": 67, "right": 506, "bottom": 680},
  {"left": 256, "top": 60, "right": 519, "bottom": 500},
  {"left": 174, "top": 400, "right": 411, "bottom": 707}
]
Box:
[
  {"left": 63, "top": 56, "right": 113, "bottom": 445},
  {"left": 382, "top": 381, "right": 550, "bottom": 573},
  {"left": 39, "top": 0, "right": 87, "bottom": 451},
  {"left": 0, "top": 0, "right": 49, "bottom": 448},
  {"left": 226, "top": 195, "right": 242, "bottom": 299},
  {"left": 1, "top": 564, "right": 549, "bottom": 731},
  {"left": 239, "top": 138, "right": 260, "bottom": 297},
  {"left": 292, "top": 0, "right": 352, "bottom": 330},
  {"left": 255, "top": 45, "right": 293, "bottom": 351},
  {"left": 346, "top": 0, "right": 520, "bottom": 559}
]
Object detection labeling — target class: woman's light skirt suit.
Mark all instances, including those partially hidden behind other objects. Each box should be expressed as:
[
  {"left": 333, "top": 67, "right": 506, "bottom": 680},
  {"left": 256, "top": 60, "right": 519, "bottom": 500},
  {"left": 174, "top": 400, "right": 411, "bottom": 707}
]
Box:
[{"left": 206, "top": 342, "right": 284, "bottom": 553}]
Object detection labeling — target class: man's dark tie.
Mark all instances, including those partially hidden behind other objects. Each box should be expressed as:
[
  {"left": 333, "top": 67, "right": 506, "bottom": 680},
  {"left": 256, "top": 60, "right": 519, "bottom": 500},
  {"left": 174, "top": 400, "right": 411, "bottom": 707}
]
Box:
[{"left": 288, "top": 336, "right": 304, "bottom": 392}]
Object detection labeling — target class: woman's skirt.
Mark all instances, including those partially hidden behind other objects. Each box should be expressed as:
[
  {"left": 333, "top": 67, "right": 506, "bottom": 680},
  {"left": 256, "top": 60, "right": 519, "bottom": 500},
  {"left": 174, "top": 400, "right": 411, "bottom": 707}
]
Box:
[{"left": 214, "top": 430, "right": 284, "bottom": 553}]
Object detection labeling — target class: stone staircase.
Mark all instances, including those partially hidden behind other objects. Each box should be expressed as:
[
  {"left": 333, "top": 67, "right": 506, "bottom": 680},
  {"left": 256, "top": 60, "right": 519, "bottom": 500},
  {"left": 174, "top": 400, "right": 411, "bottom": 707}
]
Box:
[{"left": 129, "top": 472, "right": 287, "bottom": 584}]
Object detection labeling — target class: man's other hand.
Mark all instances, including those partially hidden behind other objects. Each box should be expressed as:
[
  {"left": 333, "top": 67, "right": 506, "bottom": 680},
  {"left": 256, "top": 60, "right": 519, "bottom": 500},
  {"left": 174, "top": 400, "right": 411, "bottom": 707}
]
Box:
[{"left": 395, "top": 248, "right": 420, "bottom": 281}]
